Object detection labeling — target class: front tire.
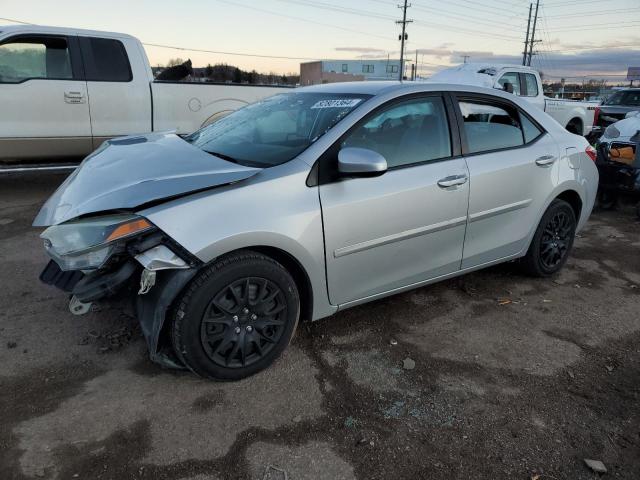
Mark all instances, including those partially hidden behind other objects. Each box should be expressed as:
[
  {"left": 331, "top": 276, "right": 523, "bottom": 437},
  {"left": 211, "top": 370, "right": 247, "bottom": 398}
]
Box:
[
  {"left": 171, "top": 250, "right": 300, "bottom": 380},
  {"left": 521, "top": 199, "right": 577, "bottom": 277}
]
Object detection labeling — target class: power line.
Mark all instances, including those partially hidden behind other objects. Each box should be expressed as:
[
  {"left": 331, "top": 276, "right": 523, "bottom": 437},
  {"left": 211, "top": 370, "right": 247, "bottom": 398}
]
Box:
[{"left": 142, "top": 43, "right": 319, "bottom": 61}]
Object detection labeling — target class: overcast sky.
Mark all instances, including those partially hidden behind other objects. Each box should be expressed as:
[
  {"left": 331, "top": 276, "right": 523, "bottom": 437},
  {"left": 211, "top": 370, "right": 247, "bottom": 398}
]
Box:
[{"left": 2, "top": 0, "right": 639, "bottom": 81}]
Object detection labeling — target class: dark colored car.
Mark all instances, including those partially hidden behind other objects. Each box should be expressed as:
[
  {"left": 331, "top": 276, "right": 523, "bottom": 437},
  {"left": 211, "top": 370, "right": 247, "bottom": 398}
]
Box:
[{"left": 590, "top": 89, "right": 640, "bottom": 141}]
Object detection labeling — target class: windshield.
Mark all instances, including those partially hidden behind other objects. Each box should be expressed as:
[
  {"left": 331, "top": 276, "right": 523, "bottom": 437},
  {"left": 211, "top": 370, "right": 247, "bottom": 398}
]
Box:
[
  {"left": 605, "top": 91, "right": 640, "bottom": 107},
  {"left": 187, "top": 92, "right": 370, "bottom": 167}
]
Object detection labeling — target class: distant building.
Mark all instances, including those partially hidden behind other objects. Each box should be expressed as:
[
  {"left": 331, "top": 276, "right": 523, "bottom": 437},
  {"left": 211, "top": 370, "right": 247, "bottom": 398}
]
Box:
[{"left": 300, "top": 59, "right": 402, "bottom": 85}]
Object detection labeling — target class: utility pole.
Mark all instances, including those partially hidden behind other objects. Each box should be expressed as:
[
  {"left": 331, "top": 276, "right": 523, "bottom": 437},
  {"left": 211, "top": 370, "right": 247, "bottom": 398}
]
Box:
[
  {"left": 527, "top": 0, "right": 540, "bottom": 67},
  {"left": 414, "top": 49, "right": 418, "bottom": 80},
  {"left": 522, "top": 3, "right": 532, "bottom": 66},
  {"left": 462, "top": 55, "right": 470, "bottom": 64},
  {"left": 396, "top": 0, "right": 412, "bottom": 81}
]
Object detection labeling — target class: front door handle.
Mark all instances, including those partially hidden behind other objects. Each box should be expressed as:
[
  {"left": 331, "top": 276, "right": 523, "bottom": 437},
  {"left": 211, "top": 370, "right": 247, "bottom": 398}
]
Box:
[
  {"left": 535, "top": 155, "right": 557, "bottom": 166},
  {"left": 437, "top": 174, "right": 468, "bottom": 188},
  {"left": 64, "top": 91, "right": 86, "bottom": 104}
]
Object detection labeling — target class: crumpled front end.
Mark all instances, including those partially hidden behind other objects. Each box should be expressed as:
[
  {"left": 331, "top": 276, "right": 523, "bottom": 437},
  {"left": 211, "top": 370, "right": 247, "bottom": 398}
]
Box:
[{"left": 38, "top": 214, "right": 201, "bottom": 367}]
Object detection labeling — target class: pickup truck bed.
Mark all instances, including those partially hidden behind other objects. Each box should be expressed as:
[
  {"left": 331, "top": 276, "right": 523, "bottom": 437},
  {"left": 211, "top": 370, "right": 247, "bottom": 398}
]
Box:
[
  {"left": 429, "top": 64, "right": 596, "bottom": 137},
  {"left": 0, "top": 25, "right": 289, "bottom": 166}
]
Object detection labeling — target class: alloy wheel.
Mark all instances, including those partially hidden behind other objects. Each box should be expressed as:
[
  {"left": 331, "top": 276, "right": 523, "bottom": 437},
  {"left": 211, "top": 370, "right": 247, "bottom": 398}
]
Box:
[
  {"left": 540, "top": 211, "right": 573, "bottom": 269},
  {"left": 200, "top": 277, "right": 287, "bottom": 368}
]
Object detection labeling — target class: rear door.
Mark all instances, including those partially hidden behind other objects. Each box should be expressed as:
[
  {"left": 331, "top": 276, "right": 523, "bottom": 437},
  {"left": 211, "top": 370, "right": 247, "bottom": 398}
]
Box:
[
  {"left": 78, "top": 36, "right": 151, "bottom": 147},
  {"left": 453, "top": 94, "right": 560, "bottom": 268},
  {"left": 319, "top": 94, "right": 470, "bottom": 305},
  {"left": 0, "top": 34, "right": 92, "bottom": 162}
]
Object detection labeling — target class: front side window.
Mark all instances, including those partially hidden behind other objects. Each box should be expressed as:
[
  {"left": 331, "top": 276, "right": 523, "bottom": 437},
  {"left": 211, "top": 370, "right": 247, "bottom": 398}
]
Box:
[
  {"left": 342, "top": 96, "right": 452, "bottom": 168},
  {"left": 79, "top": 37, "right": 132, "bottom": 82},
  {"left": 0, "top": 36, "right": 72, "bottom": 83},
  {"left": 498, "top": 72, "right": 521, "bottom": 95},
  {"left": 459, "top": 100, "right": 524, "bottom": 153},
  {"left": 188, "top": 92, "right": 369, "bottom": 167},
  {"left": 523, "top": 73, "right": 538, "bottom": 97}
]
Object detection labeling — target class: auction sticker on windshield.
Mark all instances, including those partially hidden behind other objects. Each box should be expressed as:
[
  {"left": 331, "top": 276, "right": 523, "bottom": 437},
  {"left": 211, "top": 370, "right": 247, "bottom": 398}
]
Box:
[{"left": 311, "top": 99, "right": 363, "bottom": 109}]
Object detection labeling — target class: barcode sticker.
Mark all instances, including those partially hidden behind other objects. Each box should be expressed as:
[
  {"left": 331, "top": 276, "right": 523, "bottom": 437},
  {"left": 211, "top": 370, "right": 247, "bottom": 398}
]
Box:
[{"left": 311, "top": 99, "right": 362, "bottom": 109}]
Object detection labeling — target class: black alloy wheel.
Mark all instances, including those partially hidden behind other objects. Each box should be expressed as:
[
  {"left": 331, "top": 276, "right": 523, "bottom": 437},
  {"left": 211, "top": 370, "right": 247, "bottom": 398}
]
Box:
[
  {"left": 171, "top": 250, "right": 300, "bottom": 380},
  {"left": 200, "top": 277, "right": 288, "bottom": 368},
  {"left": 521, "top": 199, "right": 577, "bottom": 277},
  {"left": 539, "top": 210, "right": 573, "bottom": 270}
]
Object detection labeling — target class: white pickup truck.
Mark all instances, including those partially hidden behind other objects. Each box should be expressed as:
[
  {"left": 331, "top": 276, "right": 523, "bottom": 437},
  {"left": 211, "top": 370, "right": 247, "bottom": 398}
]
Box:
[
  {"left": 429, "top": 64, "right": 597, "bottom": 137},
  {"left": 0, "top": 25, "right": 290, "bottom": 166}
]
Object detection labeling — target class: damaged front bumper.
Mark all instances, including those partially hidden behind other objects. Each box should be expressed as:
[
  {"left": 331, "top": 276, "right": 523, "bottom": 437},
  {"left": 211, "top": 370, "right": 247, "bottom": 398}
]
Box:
[{"left": 39, "top": 239, "right": 201, "bottom": 369}]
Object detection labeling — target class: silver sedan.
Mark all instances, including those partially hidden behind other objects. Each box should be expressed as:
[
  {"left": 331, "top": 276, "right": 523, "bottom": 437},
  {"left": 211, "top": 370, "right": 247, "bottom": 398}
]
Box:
[{"left": 35, "top": 81, "right": 599, "bottom": 380}]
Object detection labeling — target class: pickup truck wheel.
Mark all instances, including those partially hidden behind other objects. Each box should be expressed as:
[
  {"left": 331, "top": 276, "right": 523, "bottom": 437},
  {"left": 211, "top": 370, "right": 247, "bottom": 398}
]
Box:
[
  {"left": 171, "top": 250, "right": 300, "bottom": 381},
  {"left": 565, "top": 119, "right": 582, "bottom": 135},
  {"left": 521, "top": 199, "right": 576, "bottom": 277}
]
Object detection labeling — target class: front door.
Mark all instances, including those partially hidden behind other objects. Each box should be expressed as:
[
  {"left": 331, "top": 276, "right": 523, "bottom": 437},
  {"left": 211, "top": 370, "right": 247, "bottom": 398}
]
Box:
[
  {"left": 454, "top": 95, "right": 561, "bottom": 269},
  {"left": 319, "top": 95, "right": 470, "bottom": 305},
  {"left": 0, "top": 34, "right": 92, "bottom": 162}
]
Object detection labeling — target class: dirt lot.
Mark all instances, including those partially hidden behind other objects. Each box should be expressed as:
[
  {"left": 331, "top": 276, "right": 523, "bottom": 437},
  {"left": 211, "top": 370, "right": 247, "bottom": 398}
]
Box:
[{"left": 1, "top": 173, "right": 639, "bottom": 480}]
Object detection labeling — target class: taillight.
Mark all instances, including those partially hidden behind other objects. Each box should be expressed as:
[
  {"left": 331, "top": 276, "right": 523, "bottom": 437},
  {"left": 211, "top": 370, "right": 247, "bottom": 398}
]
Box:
[
  {"left": 593, "top": 106, "right": 600, "bottom": 127},
  {"left": 585, "top": 145, "right": 597, "bottom": 162}
]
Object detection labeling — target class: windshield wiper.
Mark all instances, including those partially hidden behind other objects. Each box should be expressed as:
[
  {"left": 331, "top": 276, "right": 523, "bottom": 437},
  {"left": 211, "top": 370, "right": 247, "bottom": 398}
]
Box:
[
  {"left": 204, "top": 150, "right": 241, "bottom": 164},
  {"left": 203, "top": 150, "right": 266, "bottom": 169}
]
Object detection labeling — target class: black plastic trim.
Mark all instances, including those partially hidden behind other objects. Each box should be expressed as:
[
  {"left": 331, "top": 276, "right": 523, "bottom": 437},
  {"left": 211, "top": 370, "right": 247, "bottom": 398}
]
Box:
[{"left": 72, "top": 260, "right": 138, "bottom": 303}]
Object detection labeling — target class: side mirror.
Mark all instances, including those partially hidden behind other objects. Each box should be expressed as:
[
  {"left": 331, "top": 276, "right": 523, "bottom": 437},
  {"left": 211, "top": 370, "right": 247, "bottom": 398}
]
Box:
[
  {"left": 503, "top": 82, "right": 514, "bottom": 94},
  {"left": 338, "top": 147, "right": 387, "bottom": 176}
]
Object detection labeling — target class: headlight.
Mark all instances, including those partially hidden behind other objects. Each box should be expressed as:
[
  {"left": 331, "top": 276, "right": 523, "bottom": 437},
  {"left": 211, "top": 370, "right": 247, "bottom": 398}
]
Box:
[
  {"left": 41, "top": 214, "right": 154, "bottom": 271},
  {"left": 604, "top": 124, "right": 620, "bottom": 139}
]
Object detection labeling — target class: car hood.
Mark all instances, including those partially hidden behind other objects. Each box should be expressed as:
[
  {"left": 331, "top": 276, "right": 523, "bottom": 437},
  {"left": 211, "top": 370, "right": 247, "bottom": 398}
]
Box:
[
  {"left": 599, "top": 115, "right": 640, "bottom": 143},
  {"left": 33, "top": 132, "right": 261, "bottom": 226}
]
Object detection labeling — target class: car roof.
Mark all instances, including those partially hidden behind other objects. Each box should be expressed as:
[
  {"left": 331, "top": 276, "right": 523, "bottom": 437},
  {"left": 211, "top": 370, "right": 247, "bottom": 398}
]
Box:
[
  {"left": 0, "top": 24, "right": 134, "bottom": 39},
  {"left": 296, "top": 80, "right": 517, "bottom": 99}
]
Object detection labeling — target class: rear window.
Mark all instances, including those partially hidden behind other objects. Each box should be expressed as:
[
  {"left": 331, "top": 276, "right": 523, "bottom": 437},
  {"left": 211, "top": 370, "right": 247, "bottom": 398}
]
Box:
[
  {"left": 79, "top": 37, "right": 132, "bottom": 82},
  {"left": 605, "top": 91, "right": 640, "bottom": 107},
  {"left": 523, "top": 73, "right": 538, "bottom": 97}
]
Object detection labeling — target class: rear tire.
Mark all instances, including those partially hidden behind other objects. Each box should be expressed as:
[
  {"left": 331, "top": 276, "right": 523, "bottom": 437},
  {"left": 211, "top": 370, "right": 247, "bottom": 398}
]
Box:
[
  {"left": 171, "top": 250, "right": 300, "bottom": 381},
  {"left": 521, "top": 199, "right": 577, "bottom": 277}
]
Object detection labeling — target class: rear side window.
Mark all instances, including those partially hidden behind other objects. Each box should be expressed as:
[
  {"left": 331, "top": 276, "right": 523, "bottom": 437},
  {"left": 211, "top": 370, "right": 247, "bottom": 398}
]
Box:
[
  {"left": 523, "top": 73, "right": 539, "bottom": 97},
  {"left": 342, "top": 96, "right": 452, "bottom": 168},
  {"left": 497, "top": 72, "right": 521, "bottom": 95},
  {"left": 459, "top": 100, "right": 524, "bottom": 153},
  {"left": 0, "top": 36, "right": 72, "bottom": 83},
  {"left": 79, "top": 37, "right": 132, "bottom": 82}
]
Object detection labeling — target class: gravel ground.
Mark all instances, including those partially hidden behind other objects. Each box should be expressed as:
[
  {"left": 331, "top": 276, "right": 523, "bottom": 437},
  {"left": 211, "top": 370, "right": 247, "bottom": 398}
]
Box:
[{"left": 1, "top": 173, "right": 639, "bottom": 480}]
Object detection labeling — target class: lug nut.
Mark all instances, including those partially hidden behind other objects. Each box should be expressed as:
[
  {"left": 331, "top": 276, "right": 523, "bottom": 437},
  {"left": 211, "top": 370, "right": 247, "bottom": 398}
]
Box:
[
  {"left": 250, "top": 314, "right": 257, "bottom": 320},
  {"left": 234, "top": 327, "right": 241, "bottom": 334},
  {"left": 246, "top": 326, "right": 253, "bottom": 332},
  {"left": 232, "top": 315, "right": 239, "bottom": 322},
  {"left": 242, "top": 307, "right": 249, "bottom": 314}
]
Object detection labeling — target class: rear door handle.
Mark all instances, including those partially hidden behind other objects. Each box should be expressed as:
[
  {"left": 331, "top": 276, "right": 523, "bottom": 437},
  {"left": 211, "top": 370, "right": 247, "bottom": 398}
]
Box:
[
  {"left": 437, "top": 174, "right": 468, "bottom": 188},
  {"left": 535, "top": 155, "right": 557, "bottom": 166}
]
